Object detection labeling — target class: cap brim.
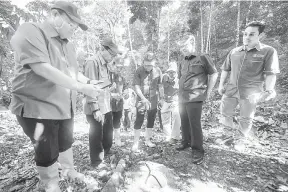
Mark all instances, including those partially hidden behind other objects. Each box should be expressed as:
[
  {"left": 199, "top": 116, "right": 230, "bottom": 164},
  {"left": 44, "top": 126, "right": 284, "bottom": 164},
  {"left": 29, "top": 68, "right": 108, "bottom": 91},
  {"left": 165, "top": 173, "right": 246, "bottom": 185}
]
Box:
[
  {"left": 109, "top": 46, "right": 122, "bottom": 54},
  {"left": 67, "top": 13, "right": 88, "bottom": 31}
]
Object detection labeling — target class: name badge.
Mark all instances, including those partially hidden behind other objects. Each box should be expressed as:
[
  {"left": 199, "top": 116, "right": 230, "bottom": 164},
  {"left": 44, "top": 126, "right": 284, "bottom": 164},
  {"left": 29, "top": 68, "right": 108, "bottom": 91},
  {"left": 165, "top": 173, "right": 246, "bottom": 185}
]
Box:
[{"left": 253, "top": 54, "right": 265, "bottom": 58}]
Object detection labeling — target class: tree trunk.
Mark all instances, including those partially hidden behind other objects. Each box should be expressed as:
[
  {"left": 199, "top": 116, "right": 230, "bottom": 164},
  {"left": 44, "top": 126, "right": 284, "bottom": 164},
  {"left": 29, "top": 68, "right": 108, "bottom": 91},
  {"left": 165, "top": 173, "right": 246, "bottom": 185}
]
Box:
[
  {"left": 125, "top": 0, "right": 137, "bottom": 68},
  {"left": 200, "top": 0, "right": 204, "bottom": 53},
  {"left": 206, "top": 0, "right": 213, "bottom": 54},
  {"left": 157, "top": 8, "right": 161, "bottom": 51},
  {"left": 167, "top": 4, "right": 170, "bottom": 63},
  {"left": 236, "top": 0, "right": 241, "bottom": 47}
]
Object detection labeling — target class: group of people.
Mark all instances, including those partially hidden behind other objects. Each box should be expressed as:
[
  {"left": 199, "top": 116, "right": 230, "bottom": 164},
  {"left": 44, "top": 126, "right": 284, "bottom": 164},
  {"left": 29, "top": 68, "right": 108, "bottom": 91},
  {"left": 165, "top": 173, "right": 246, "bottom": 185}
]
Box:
[{"left": 8, "top": 1, "right": 279, "bottom": 191}]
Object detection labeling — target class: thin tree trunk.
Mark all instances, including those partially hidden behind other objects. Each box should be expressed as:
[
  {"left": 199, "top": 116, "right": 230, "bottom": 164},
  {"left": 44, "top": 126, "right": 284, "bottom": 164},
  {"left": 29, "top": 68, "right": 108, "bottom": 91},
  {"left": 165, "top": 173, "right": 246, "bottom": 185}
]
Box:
[
  {"left": 206, "top": 0, "right": 213, "bottom": 54},
  {"left": 157, "top": 8, "right": 161, "bottom": 50},
  {"left": 167, "top": 4, "right": 170, "bottom": 63},
  {"left": 125, "top": 0, "right": 137, "bottom": 69},
  {"left": 200, "top": 0, "right": 204, "bottom": 53},
  {"left": 236, "top": 0, "right": 241, "bottom": 47}
]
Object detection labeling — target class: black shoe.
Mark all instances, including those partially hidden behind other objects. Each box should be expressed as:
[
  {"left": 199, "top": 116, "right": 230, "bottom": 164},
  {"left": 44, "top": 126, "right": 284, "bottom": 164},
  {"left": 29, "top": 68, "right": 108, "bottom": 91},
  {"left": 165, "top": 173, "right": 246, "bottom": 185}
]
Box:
[
  {"left": 104, "top": 149, "right": 117, "bottom": 155},
  {"left": 91, "top": 160, "right": 103, "bottom": 168},
  {"left": 192, "top": 150, "right": 204, "bottom": 165},
  {"left": 176, "top": 143, "right": 190, "bottom": 151}
]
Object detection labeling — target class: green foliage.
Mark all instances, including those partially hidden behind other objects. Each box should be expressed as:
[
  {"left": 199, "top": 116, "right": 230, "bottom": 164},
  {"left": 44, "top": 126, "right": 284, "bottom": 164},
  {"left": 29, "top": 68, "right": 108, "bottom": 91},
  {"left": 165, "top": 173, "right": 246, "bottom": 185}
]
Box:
[{"left": 1, "top": 0, "right": 288, "bottom": 108}]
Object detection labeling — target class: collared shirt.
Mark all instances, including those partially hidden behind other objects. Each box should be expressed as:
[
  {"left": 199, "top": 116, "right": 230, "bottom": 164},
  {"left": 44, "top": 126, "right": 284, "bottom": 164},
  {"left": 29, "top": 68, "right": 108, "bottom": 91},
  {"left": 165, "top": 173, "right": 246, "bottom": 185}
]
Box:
[
  {"left": 111, "top": 73, "right": 126, "bottom": 112},
  {"left": 133, "top": 66, "right": 162, "bottom": 109},
  {"left": 9, "top": 22, "right": 78, "bottom": 119},
  {"left": 83, "top": 52, "right": 112, "bottom": 115},
  {"left": 178, "top": 54, "right": 217, "bottom": 103},
  {"left": 221, "top": 43, "right": 280, "bottom": 99},
  {"left": 162, "top": 74, "right": 179, "bottom": 103}
]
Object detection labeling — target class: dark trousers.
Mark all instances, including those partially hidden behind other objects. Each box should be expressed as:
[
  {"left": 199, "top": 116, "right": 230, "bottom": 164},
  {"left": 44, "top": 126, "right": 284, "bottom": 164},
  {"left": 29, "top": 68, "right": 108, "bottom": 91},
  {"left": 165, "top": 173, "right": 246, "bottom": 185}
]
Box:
[
  {"left": 16, "top": 116, "right": 74, "bottom": 167},
  {"left": 179, "top": 102, "right": 204, "bottom": 152},
  {"left": 86, "top": 112, "right": 113, "bottom": 163},
  {"left": 134, "top": 108, "right": 157, "bottom": 130},
  {"left": 123, "top": 109, "right": 132, "bottom": 130},
  {"left": 112, "top": 110, "right": 123, "bottom": 129}
]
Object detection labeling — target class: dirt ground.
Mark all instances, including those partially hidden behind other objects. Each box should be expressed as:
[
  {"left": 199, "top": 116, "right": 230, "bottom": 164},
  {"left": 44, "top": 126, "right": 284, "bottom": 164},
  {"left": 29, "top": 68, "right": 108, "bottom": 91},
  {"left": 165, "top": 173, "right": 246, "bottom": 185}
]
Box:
[{"left": 0, "top": 94, "right": 288, "bottom": 192}]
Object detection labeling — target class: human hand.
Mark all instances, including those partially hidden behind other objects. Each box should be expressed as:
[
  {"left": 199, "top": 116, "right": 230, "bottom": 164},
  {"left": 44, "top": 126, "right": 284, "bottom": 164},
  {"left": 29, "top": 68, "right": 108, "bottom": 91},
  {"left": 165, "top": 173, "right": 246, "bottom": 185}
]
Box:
[
  {"left": 142, "top": 98, "right": 151, "bottom": 110},
  {"left": 93, "top": 110, "right": 104, "bottom": 123},
  {"left": 79, "top": 83, "right": 103, "bottom": 98},
  {"left": 263, "top": 90, "right": 276, "bottom": 102},
  {"left": 158, "top": 99, "right": 164, "bottom": 109},
  {"left": 111, "top": 93, "right": 122, "bottom": 100},
  {"left": 109, "top": 82, "right": 117, "bottom": 92}
]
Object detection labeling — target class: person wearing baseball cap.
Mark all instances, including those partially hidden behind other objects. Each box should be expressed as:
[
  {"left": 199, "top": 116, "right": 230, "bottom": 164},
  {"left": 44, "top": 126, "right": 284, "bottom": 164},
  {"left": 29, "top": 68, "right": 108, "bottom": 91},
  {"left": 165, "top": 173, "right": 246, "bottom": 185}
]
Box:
[
  {"left": 131, "top": 52, "right": 164, "bottom": 151},
  {"left": 83, "top": 37, "right": 124, "bottom": 168},
  {"left": 9, "top": 1, "right": 100, "bottom": 191}
]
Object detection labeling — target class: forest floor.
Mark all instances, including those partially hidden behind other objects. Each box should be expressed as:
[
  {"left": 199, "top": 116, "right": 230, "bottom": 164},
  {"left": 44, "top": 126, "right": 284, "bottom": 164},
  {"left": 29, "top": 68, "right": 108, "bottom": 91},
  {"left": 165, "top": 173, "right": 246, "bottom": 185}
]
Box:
[{"left": 0, "top": 92, "right": 288, "bottom": 192}]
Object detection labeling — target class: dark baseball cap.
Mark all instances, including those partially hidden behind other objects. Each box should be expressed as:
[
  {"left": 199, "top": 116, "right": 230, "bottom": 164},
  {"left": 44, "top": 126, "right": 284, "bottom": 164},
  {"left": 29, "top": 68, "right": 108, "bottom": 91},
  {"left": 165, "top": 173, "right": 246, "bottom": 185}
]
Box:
[
  {"left": 101, "top": 38, "right": 123, "bottom": 54},
  {"left": 51, "top": 1, "right": 88, "bottom": 31}
]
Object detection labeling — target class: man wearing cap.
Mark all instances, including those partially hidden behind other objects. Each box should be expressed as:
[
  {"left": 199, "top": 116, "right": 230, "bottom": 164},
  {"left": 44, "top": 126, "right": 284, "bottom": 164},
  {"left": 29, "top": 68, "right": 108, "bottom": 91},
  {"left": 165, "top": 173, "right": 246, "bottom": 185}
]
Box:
[
  {"left": 9, "top": 1, "right": 101, "bottom": 191},
  {"left": 83, "top": 38, "right": 122, "bottom": 167},
  {"left": 132, "top": 52, "right": 164, "bottom": 151},
  {"left": 160, "top": 61, "right": 181, "bottom": 143},
  {"left": 177, "top": 34, "right": 218, "bottom": 164}
]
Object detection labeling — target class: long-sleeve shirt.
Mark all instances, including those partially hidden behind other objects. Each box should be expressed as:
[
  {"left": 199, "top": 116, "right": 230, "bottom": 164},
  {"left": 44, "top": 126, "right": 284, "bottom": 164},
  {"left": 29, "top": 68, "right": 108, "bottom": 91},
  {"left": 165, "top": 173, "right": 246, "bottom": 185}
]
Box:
[{"left": 83, "top": 52, "right": 111, "bottom": 115}]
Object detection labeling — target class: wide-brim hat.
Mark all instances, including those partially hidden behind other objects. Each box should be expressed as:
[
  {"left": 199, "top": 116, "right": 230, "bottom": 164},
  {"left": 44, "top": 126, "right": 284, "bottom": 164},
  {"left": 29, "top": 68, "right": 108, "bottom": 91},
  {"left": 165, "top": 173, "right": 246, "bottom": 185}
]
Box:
[{"left": 51, "top": 1, "right": 88, "bottom": 31}]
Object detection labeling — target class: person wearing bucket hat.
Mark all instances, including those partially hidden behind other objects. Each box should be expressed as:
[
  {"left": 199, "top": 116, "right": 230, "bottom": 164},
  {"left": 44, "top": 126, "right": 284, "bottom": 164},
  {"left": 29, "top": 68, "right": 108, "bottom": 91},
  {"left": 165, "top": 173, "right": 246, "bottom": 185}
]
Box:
[
  {"left": 132, "top": 52, "right": 164, "bottom": 151},
  {"left": 9, "top": 1, "right": 101, "bottom": 191},
  {"left": 160, "top": 61, "right": 181, "bottom": 144},
  {"left": 83, "top": 38, "right": 124, "bottom": 167}
]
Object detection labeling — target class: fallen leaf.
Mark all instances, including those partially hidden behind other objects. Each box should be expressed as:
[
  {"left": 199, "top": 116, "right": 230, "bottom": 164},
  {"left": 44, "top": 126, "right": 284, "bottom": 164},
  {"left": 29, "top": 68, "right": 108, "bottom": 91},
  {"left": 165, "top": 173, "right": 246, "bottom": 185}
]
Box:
[{"left": 254, "top": 116, "right": 266, "bottom": 123}]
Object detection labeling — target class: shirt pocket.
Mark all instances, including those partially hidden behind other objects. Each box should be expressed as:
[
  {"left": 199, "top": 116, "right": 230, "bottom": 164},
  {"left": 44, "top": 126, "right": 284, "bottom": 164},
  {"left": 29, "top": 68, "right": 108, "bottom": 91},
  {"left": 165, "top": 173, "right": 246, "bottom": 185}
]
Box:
[
  {"left": 188, "top": 62, "right": 204, "bottom": 74},
  {"left": 246, "top": 59, "right": 264, "bottom": 74}
]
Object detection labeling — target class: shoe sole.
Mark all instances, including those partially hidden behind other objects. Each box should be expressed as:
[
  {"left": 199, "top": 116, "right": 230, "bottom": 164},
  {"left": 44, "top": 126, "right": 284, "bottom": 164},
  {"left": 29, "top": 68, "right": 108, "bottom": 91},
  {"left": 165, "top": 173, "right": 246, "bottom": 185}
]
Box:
[{"left": 192, "top": 158, "right": 204, "bottom": 165}]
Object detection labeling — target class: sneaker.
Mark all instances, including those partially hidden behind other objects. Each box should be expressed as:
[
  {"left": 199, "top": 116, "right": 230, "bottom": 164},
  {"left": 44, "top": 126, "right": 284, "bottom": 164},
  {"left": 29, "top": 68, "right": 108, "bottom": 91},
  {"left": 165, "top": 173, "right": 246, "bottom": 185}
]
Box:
[{"left": 192, "top": 150, "right": 204, "bottom": 165}]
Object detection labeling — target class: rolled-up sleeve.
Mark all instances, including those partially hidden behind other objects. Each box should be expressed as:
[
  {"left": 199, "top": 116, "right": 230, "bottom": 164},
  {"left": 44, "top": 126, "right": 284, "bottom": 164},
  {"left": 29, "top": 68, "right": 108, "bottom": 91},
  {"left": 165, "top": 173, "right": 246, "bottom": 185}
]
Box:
[
  {"left": 10, "top": 23, "right": 50, "bottom": 66},
  {"left": 84, "top": 60, "right": 99, "bottom": 112},
  {"left": 264, "top": 48, "right": 280, "bottom": 75},
  {"left": 221, "top": 50, "right": 232, "bottom": 72},
  {"left": 201, "top": 54, "right": 218, "bottom": 75}
]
